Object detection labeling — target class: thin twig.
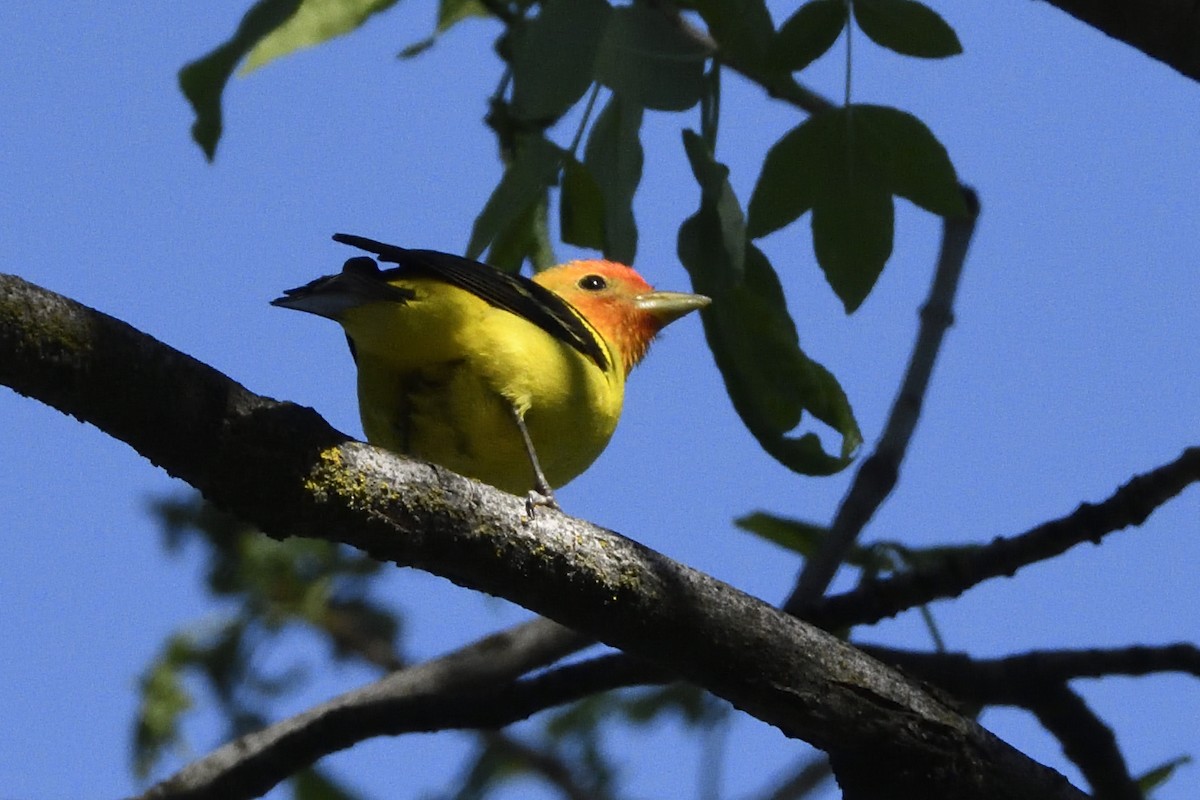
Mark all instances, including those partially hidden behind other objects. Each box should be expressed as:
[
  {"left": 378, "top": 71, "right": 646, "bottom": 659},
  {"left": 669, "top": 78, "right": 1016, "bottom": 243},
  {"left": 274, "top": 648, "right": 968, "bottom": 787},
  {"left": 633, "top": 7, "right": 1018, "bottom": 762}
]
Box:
[
  {"left": 809, "top": 446, "right": 1200, "bottom": 629},
  {"left": 861, "top": 642, "right": 1200, "bottom": 702},
  {"left": 785, "top": 188, "right": 981, "bottom": 615}
]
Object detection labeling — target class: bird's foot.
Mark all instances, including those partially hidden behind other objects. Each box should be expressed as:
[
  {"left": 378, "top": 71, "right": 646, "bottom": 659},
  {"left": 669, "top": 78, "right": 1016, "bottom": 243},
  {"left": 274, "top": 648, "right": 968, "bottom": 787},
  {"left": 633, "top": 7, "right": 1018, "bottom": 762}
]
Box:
[{"left": 524, "top": 488, "right": 561, "bottom": 518}]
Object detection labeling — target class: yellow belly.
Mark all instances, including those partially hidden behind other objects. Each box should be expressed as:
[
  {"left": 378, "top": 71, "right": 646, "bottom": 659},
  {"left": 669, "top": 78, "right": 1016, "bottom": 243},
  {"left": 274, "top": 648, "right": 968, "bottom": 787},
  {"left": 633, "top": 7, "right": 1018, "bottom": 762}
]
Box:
[{"left": 342, "top": 278, "right": 624, "bottom": 495}]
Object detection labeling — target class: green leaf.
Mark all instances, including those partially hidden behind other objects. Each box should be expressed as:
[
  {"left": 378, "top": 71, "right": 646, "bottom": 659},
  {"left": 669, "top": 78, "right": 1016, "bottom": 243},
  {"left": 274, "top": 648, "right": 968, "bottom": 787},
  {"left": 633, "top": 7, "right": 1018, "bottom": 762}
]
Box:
[
  {"left": 511, "top": 0, "right": 611, "bottom": 120},
  {"left": 686, "top": 0, "right": 775, "bottom": 74},
  {"left": 1137, "top": 755, "right": 1192, "bottom": 796},
  {"left": 594, "top": 5, "right": 709, "bottom": 111},
  {"left": 179, "top": 0, "right": 303, "bottom": 161},
  {"left": 853, "top": 104, "right": 966, "bottom": 217},
  {"left": 293, "top": 767, "right": 368, "bottom": 800},
  {"left": 398, "top": 0, "right": 487, "bottom": 59},
  {"left": 746, "top": 109, "right": 837, "bottom": 239},
  {"left": 681, "top": 130, "right": 745, "bottom": 278},
  {"left": 243, "top": 0, "right": 401, "bottom": 74},
  {"left": 735, "top": 512, "right": 829, "bottom": 557},
  {"left": 560, "top": 158, "right": 606, "bottom": 251},
  {"left": 488, "top": 193, "right": 555, "bottom": 272},
  {"left": 583, "top": 93, "right": 644, "bottom": 263},
  {"left": 770, "top": 0, "right": 848, "bottom": 73},
  {"left": 749, "top": 104, "right": 963, "bottom": 311},
  {"left": 133, "top": 634, "right": 197, "bottom": 778},
  {"left": 679, "top": 131, "right": 860, "bottom": 474},
  {"left": 811, "top": 169, "right": 894, "bottom": 312},
  {"left": 853, "top": 0, "right": 962, "bottom": 59},
  {"left": 466, "top": 136, "right": 564, "bottom": 262},
  {"left": 736, "top": 512, "right": 893, "bottom": 569},
  {"left": 437, "top": 0, "right": 487, "bottom": 31}
]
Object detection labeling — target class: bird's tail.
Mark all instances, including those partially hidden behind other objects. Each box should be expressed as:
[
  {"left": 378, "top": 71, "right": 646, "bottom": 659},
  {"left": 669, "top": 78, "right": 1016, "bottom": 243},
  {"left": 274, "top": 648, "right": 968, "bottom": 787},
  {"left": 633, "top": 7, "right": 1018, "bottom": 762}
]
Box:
[{"left": 271, "top": 256, "right": 414, "bottom": 319}]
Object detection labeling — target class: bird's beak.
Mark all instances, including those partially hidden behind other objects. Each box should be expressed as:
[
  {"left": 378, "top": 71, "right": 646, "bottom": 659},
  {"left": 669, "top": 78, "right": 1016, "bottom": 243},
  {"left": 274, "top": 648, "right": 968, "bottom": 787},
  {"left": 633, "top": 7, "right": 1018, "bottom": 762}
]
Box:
[{"left": 634, "top": 291, "right": 711, "bottom": 326}]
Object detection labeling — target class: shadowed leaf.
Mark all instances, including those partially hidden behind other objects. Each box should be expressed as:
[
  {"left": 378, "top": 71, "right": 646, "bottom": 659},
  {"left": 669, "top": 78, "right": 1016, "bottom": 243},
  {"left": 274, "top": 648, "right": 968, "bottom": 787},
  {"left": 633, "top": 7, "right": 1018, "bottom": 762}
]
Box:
[
  {"left": 511, "top": 0, "right": 611, "bottom": 120},
  {"left": 770, "top": 0, "right": 847, "bottom": 73},
  {"left": 749, "top": 105, "right": 963, "bottom": 310},
  {"left": 467, "top": 136, "right": 564, "bottom": 262},
  {"left": 594, "top": 5, "right": 709, "bottom": 111},
  {"left": 561, "top": 158, "right": 607, "bottom": 251},
  {"left": 680, "top": 130, "right": 860, "bottom": 474},
  {"left": 686, "top": 0, "right": 775, "bottom": 73},
  {"left": 179, "top": 0, "right": 303, "bottom": 160},
  {"left": 584, "top": 93, "right": 644, "bottom": 263},
  {"left": 853, "top": 0, "right": 961, "bottom": 59}
]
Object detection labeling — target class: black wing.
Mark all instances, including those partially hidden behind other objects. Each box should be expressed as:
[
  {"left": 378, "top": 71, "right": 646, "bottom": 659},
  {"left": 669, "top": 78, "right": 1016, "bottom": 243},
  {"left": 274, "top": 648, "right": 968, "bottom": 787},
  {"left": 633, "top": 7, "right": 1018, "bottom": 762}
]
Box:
[{"left": 332, "top": 233, "right": 609, "bottom": 372}]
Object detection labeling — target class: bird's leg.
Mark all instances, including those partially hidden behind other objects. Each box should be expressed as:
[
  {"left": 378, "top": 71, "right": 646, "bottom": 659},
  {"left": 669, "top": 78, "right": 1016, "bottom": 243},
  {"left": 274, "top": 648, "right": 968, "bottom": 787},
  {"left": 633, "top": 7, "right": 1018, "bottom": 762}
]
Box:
[{"left": 507, "top": 405, "right": 560, "bottom": 514}]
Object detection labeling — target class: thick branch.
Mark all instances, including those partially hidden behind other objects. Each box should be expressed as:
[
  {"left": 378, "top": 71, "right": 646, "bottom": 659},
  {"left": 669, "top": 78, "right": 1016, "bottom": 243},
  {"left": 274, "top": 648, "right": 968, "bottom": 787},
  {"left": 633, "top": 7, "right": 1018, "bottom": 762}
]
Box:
[
  {"left": 1040, "top": 0, "right": 1200, "bottom": 83},
  {"left": 0, "top": 274, "right": 1083, "bottom": 799}
]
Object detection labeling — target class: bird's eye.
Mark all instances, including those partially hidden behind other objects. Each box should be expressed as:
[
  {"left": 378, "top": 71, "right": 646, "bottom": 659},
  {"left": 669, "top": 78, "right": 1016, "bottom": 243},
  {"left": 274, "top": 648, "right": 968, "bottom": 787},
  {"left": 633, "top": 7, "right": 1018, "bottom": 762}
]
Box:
[{"left": 578, "top": 274, "right": 607, "bottom": 291}]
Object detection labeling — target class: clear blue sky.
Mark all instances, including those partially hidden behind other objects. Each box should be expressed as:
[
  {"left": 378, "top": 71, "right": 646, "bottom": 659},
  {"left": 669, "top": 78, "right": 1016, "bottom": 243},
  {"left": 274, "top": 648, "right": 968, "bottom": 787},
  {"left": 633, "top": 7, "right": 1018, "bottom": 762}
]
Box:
[{"left": 2, "top": 2, "right": 1197, "bottom": 798}]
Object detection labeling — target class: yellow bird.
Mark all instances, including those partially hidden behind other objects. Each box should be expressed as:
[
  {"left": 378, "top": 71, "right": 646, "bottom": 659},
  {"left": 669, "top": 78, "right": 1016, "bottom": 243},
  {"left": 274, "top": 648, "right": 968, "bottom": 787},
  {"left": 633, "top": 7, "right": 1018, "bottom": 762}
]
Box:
[{"left": 273, "top": 234, "right": 709, "bottom": 508}]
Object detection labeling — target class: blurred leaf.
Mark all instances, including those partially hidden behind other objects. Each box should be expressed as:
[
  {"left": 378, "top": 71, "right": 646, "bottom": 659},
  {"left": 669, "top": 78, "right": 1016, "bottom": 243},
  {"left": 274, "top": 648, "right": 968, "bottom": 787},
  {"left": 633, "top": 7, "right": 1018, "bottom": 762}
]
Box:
[
  {"left": 179, "top": 0, "right": 303, "bottom": 160},
  {"left": 467, "top": 136, "right": 564, "bottom": 262},
  {"left": 748, "top": 104, "right": 963, "bottom": 311},
  {"left": 561, "top": 158, "right": 607, "bottom": 250},
  {"left": 293, "top": 766, "right": 368, "bottom": 800},
  {"left": 133, "top": 634, "right": 196, "bottom": 778},
  {"left": 583, "top": 93, "right": 643, "bottom": 263},
  {"left": 399, "top": 0, "right": 487, "bottom": 59},
  {"left": 438, "top": 0, "right": 487, "bottom": 30},
  {"left": 685, "top": 0, "right": 774, "bottom": 74},
  {"left": 452, "top": 740, "right": 530, "bottom": 800},
  {"left": 594, "top": 5, "right": 709, "bottom": 111},
  {"left": 735, "top": 511, "right": 829, "bottom": 557},
  {"left": 398, "top": 37, "right": 436, "bottom": 58},
  {"left": 679, "top": 130, "right": 860, "bottom": 474},
  {"left": 619, "top": 685, "right": 727, "bottom": 727},
  {"left": 736, "top": 512, "right": 896, "bottom": 571},
  {"left": 1137, "top": 755, "right": 1192, "bottom": 795},
  {"left": 770, "top": 0, "right": 848, "bottom": 73},
  {"left": 511, "top": 0, "right": 611, "bottom": 120},
  {"left": 487, "top": 192, "right": 556, "bottom": 272},
  {"left": 243, "top": 0, "right": 401, "bottom": 73},
  {"left": 853, "top": 0, "right": 962, "bottom": 59}
]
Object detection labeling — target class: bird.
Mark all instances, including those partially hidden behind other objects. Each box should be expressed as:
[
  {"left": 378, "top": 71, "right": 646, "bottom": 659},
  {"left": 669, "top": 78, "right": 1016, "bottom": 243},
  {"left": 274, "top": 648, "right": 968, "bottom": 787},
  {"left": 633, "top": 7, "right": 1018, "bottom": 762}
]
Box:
[{"left": 272, "top": 233, "right": 710, "bottom": 510}]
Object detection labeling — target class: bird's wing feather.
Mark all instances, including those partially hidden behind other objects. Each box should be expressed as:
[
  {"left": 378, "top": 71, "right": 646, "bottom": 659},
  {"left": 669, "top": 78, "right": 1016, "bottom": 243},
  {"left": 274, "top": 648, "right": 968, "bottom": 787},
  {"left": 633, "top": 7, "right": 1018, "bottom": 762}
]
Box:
[{"left": 332, "top": 233, "right": 609, "bottom": 372}]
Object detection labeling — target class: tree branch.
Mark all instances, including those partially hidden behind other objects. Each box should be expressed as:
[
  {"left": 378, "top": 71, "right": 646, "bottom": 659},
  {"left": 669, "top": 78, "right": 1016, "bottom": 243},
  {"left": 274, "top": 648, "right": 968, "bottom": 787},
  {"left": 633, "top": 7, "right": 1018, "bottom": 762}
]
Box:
[
  {"left": 1039, "top": 0, "right": 1200, "bottom": 83},
  {"left": 862, "top": 642, "right": 1200, "bottom": 701},
  {"left": 136, "top": 618, "right": 590, "bottom": 800},
  {"left": 785, "top": 188, "right": 981, "bottom": 614},
  {"left": 1027, "top": 684, "right": 1139, "bottom": 800},
  {"left": 1, "top": 274, "right": 1083, "bottom": 799},
  {"left": 808, "top": 446, "right": 1200, "bottom": 629},
  {"left": 862, "top": 643, "right": 1199, "bottom": 800}
]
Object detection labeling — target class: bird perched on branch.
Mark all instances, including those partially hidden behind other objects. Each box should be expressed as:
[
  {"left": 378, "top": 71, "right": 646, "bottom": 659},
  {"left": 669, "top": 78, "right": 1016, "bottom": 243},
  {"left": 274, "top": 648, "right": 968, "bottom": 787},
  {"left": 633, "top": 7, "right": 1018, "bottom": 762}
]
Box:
[{"left": 272, "top": 234, "right": 709, "bottom": 510}]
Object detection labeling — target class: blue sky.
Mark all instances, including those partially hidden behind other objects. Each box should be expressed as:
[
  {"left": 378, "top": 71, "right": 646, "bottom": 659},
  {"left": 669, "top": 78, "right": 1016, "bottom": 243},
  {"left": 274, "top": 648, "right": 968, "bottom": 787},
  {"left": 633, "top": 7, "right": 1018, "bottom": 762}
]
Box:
[{"left": 1, "top": 2, "right": 1197, "bottom": 798}]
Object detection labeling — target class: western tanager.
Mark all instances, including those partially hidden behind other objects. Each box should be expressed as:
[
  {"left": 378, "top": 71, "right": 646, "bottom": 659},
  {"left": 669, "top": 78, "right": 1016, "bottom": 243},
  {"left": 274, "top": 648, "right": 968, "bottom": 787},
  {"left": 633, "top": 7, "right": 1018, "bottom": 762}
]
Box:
[{"left": 273, "top": 234, "right": 709, "bottom": 507}]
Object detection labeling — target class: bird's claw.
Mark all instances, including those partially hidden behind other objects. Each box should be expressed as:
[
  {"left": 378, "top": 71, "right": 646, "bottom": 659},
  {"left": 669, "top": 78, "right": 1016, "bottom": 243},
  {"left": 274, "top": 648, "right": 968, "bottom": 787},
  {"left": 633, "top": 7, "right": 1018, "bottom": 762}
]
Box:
[{"left": 524, "top": 489, "right": 561, "bottom": 518}]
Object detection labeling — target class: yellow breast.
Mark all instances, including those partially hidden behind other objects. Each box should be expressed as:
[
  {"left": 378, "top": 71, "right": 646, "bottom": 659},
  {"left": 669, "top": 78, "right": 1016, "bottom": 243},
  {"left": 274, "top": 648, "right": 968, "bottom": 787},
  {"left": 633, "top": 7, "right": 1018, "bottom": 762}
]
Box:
[{"left": 341, "top": 276, "right": 624, "bottom": 495}]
